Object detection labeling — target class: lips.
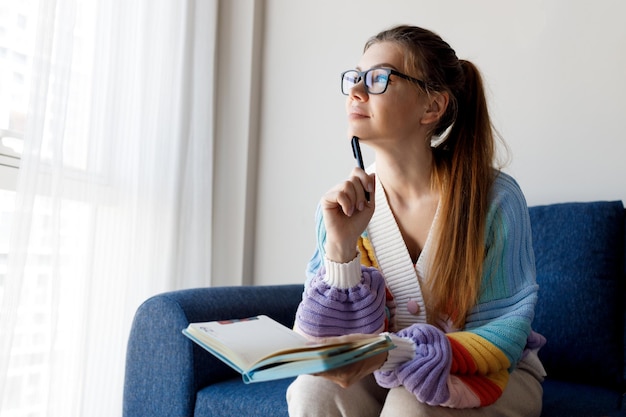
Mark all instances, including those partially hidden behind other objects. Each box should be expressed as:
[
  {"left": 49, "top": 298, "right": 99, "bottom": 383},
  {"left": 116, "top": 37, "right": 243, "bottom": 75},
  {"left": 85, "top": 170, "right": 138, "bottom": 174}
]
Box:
[{"left": 349, "top": 108, "right": 369, "bottom": 118}]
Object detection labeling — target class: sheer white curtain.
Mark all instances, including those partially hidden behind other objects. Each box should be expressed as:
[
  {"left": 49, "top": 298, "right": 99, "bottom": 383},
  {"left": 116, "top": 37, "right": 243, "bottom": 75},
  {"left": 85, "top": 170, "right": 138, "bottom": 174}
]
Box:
[{"left": 0, "top": 0, "right": 216, "bottom": 416}]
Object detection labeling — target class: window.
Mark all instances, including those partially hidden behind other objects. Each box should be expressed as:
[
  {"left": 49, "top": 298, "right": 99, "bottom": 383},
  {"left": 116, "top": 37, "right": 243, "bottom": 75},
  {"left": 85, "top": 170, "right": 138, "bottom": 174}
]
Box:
[
  {"left": 0, "top": 2, "right": 37, "bottom": 413},
  {"left": 0, "top": 0, "right": 36, "bottom": 189},
  {"left": 0, "top": 0, "right": 36, "bottom": 253}
]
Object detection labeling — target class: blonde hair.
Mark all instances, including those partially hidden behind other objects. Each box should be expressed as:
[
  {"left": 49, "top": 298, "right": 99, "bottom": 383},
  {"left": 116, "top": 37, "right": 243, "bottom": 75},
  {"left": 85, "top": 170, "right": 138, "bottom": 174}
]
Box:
[{"left": 366, "top": 25, "right": 498, "bottom": 329}]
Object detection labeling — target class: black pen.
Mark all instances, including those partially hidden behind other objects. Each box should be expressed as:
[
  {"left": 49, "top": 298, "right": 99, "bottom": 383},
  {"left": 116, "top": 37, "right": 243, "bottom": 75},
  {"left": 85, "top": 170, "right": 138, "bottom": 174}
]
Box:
[{"left": 351, "top": 136, "right": 370, "bottom": 201}]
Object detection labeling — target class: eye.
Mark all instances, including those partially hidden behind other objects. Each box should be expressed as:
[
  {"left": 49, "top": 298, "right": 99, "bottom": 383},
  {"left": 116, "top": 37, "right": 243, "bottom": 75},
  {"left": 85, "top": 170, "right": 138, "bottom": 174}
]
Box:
[
  {"left": 373, "top": 73, "right": 389, "bottom": 84},
  {"left": 366, "top": 68, "right": 389, "bottom": 86},
  {"left": 345, "top": 73, "right": 360, "bottom": 84}
]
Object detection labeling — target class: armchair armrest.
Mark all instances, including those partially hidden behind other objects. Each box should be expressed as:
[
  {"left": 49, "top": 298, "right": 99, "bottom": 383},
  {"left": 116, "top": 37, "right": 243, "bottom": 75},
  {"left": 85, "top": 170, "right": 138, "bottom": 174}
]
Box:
[{"left": 122, "top": 284, "right": 304, "bottom": 417}]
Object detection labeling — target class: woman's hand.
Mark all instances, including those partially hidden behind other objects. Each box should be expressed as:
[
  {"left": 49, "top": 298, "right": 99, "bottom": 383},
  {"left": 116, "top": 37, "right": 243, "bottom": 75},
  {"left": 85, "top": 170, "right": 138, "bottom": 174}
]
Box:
[
  {"left": 321, "top": 168, "right": 375, "bottom": 263},
  {"left": 314, "top": 333, "right": 388, "bottom": 388}
]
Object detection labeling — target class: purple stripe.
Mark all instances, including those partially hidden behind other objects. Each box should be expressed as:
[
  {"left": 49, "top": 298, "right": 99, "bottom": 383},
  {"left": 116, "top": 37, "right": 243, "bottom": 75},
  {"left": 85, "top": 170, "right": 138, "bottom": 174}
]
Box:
[{"left": 295, "top": 266, "right": 388, "bottom": 337}]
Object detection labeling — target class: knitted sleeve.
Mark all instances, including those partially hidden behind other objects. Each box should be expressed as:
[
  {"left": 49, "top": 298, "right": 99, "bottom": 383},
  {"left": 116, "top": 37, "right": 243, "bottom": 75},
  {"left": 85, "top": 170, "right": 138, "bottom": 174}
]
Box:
[
  {"left": 297, "top": 205, "right": 395, "bottom": 338},
  {"left": 294, "top": 257, "right": 389, "bottom": 338},
  {"left": 443, "top": 173, "right": 539, "bottom": 407}
]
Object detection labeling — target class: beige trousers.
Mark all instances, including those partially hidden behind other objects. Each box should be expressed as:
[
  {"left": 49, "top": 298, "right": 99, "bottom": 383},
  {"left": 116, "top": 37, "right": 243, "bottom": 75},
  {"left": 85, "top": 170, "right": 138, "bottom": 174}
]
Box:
[{"left": 286, "top": 361, "right": 543, "bottom": 417}]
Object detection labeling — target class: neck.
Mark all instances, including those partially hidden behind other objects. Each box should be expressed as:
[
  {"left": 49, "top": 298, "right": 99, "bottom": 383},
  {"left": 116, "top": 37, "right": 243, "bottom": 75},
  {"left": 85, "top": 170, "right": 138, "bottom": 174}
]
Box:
[{"left": 374, "top": 142, "right": 436, "bottom": 204}]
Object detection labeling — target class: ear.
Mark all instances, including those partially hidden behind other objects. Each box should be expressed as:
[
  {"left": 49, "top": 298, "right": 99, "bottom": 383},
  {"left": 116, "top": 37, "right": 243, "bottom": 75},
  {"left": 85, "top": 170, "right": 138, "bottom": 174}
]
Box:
[{"left": 420, "top": 91, "right": 449, "bottom": 126}]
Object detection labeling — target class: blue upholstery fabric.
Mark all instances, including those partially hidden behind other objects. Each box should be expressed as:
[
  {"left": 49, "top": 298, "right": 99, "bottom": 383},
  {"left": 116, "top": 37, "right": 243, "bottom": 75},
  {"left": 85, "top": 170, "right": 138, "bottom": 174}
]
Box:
[
  {"left": 542, "top": 379, "right": 626, "bottom": 417},
  {"left": 529, "top": 201, "right": 625, "bottom": 388},
  {"left": 196, "top": 377, "right": 293, "bottom": 417}
]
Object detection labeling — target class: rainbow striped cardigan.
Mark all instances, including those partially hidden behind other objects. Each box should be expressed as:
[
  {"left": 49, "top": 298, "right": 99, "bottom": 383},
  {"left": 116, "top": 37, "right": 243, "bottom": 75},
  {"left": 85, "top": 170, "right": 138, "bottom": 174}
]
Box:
[{"left": 295, "top": 171, "right": 545, "bottom": 408}]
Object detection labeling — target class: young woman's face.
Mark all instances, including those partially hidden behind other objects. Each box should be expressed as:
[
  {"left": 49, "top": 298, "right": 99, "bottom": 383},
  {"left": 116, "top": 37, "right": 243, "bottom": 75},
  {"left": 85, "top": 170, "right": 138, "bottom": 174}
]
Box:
[{"left": 345, "top": 41, "right": 426, "bottom": 143}]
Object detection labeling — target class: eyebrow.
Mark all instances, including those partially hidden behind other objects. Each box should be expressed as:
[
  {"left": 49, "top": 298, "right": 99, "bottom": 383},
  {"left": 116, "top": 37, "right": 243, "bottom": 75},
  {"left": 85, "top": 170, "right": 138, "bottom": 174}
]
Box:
[{"left": 355, "top": 63, "right": 400, "bottom": 71}]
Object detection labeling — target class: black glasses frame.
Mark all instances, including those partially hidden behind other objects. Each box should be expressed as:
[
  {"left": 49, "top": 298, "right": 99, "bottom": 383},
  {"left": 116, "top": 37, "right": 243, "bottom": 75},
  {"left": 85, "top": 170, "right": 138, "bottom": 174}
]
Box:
[{"left": 341, "top": 68, "right": 427, "bottom": 95}]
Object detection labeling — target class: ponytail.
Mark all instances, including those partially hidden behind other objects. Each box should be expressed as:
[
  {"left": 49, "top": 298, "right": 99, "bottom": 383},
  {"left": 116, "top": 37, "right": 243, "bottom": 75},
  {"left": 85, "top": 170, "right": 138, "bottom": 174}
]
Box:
[{"left": 429, "top": 59, "right": 495, "bottom": 328}]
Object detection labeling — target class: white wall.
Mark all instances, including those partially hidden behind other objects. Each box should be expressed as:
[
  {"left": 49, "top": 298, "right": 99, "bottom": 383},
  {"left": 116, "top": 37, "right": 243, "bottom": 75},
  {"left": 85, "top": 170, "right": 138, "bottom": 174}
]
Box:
[{"left": 222, "top": 0, "right": 626, "bottom": 285}]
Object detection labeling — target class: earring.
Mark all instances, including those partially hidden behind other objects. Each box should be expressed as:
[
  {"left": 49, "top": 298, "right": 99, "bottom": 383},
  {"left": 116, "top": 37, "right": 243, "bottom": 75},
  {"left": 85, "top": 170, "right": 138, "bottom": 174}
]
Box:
[{"left": 430, "top": 124, "right": 453, "bottom": 148}]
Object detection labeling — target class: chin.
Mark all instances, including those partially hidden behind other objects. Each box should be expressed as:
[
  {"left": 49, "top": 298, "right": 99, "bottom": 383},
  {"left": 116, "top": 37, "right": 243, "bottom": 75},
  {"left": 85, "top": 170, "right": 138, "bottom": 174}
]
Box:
[
  {"left": 347, "top": 129, "right": 366, "bottom": 140},
  {"left": 348, "top": 132, "right": 372, "bottom": 142}
]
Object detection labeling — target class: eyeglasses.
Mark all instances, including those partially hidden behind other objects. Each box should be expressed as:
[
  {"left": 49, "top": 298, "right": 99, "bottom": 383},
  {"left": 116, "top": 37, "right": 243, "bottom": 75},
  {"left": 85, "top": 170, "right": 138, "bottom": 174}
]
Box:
[{"left": 341, "top": 68, "right": 427, "bottom": 95}]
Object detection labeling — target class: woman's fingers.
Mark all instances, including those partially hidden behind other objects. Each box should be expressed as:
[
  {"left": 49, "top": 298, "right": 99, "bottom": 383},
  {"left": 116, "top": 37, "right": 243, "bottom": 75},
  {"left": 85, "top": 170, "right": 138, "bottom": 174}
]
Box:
[
  {"left": 319, "top": 170, "right": 376, "bottom": 263},
  {"left": 323, "top": 170, "right": 373, "bottom": 217}
]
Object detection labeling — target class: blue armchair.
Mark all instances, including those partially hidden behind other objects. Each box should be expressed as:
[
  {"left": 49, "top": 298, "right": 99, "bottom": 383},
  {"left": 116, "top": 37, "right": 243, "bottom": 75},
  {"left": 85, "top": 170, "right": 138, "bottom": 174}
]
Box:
[
  {"left": 123, "top": 201, "right": 626, "bottom": 417},
  {"left": 123, "top": 285, "right": 303, "bottom": 417}
]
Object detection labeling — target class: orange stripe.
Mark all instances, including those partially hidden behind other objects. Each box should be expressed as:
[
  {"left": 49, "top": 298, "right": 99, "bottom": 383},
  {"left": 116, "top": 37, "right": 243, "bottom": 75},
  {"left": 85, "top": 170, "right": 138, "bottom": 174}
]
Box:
[
  {"left": 455, "top": 373, "right": 506, "bottom": 406},
  {"left": 447, "top": 332, "right": 510, "bottom": 374},
  {"left": 448, "top": 336, "right": 477, "bottom": 374}
]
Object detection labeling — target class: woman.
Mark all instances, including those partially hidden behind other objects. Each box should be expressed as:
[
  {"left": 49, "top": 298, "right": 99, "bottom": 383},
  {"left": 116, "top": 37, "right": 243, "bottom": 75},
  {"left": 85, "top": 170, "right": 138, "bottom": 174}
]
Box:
[{"left": 286, "top": 25, "right": 546, "bottom": 417}]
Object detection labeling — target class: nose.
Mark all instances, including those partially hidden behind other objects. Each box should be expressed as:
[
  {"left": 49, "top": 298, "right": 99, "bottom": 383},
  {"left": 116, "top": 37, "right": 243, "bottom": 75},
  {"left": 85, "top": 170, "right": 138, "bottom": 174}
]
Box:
[{"left": 348, "top": 78, "right": 368, "bottom": 102}]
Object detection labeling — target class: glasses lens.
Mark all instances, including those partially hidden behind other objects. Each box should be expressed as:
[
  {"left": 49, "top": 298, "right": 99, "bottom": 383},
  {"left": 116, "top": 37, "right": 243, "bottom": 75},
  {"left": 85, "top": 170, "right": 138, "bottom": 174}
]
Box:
[
  {"left": 365, "top": 69, "right": 389, "bottom": 94},
  {"left": 342, "top": 71, "right": 360, "bottom": 95}
]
